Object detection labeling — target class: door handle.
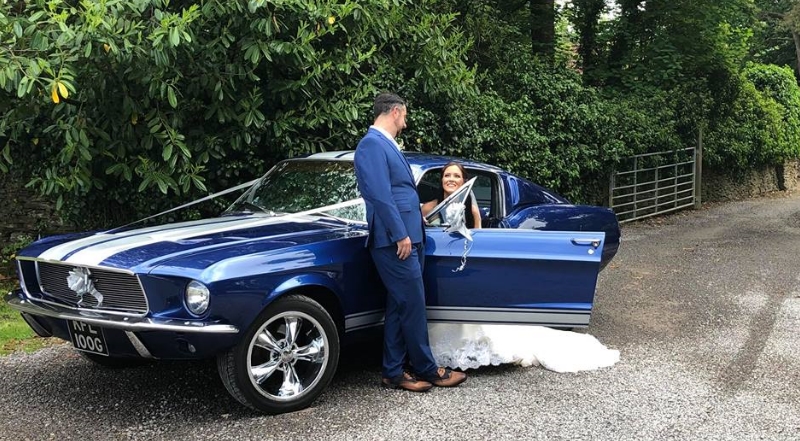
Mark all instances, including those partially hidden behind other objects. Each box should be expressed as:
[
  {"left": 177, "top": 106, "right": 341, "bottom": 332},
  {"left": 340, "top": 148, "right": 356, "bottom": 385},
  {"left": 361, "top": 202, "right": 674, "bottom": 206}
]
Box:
[{"left": 571, "top": 238, "right": 601, "bottom": 247}]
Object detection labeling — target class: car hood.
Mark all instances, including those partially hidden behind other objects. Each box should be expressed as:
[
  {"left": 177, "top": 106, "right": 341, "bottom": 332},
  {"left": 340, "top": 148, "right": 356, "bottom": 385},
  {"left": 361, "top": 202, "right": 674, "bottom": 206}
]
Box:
[{"left": 19, "top": 215, "right": 357, "bottom": 274}]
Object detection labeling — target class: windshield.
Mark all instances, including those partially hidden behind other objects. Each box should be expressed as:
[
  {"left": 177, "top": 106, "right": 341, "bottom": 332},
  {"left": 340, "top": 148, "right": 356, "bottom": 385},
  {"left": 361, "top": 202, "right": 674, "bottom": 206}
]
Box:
[{"left": 225, "top": 160, "right": 366, "bottom": 222}]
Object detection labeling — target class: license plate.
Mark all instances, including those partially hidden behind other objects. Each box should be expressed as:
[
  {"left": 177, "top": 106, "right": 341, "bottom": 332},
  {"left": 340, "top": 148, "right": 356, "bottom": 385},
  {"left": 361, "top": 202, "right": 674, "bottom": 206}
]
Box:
[{"left": 68, "top": 320, "right": 109, "bottom": 356}]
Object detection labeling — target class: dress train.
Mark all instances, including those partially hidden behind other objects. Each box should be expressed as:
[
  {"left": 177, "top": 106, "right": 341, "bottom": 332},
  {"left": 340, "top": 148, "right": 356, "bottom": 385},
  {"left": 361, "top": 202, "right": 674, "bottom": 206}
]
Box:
[{"left": 428, "top": 323, "right": 620, "bottom": 373}]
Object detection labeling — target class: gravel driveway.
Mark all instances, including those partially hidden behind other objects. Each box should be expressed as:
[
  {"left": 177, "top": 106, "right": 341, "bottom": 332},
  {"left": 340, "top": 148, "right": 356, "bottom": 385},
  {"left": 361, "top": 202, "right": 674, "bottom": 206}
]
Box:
[{"left": 2, "top": 194, "right": 799, "bottom": 441}]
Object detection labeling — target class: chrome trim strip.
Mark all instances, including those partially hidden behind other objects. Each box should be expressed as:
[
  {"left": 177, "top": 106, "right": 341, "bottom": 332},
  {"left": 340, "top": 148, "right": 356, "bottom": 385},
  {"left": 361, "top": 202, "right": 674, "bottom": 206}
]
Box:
[
  {"left": 494, "top": 172, "right": 506, "bottom": 221},
  {"left": 5, "top": 295, "right": 239, "bottom": 334},
  {"left": 16, "top": 260, "right": 30, "bottom": 294},
  {"left": 344, "top": 311, "right": 385, "bottom": 331},
  {"left": 428, "top": 305, "right": 590, "bottom": 314},
  {"left": 345, "top": 308, "right": 384, "bottom": 318},
  {"left": 18, "top": 256, "right": 136, "bottom": 275},
  {"left": 35, "top": 260, "right": 45, "bottom": 297},
  {"left": 125, "top": 331, "right": 155, "bottom": 358},
  {"left": 345, "top": 321, "right": 384, "bottom": 332},
  {"left": 24, "top": 297, "right": 148, "bottom": 318},
  {"left": 426, "top": 307, "right": 590, "bottom": 326},
  {"left": 343, "top": 306, "right": 591, "bottom": 331}
]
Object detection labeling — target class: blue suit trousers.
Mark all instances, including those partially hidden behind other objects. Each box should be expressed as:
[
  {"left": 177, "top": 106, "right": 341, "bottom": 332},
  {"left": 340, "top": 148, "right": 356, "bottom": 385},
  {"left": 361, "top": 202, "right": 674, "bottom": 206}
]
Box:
[{"left": 369, "top": 242, "right": 438, "bottom": 379}]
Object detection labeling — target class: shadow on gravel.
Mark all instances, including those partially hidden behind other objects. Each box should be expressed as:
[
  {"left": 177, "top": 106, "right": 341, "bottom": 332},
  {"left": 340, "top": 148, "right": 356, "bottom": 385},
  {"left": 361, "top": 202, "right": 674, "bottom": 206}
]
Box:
[{"left": 7, "top": 334, "right": 525, "bottom": 427}]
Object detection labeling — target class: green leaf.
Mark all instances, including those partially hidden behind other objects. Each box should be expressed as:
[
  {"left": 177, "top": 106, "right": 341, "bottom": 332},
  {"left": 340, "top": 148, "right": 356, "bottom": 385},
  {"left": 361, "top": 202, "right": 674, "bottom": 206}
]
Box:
[
  {"left": 191, "top": 176, "right": 207, "bottom": 192},
  {"left": 169, "top": 28, "right": 180, "bottom": 47},
  {"left": 2, "top": 144, "right": 12, "bottom": 164},
  {"left": 177, "top": 142, "right": 191, "bottom": 158},
  {"left": 167, "top": 87, "right": 178, "bottom": 108},
  {"left": 17, "top": 77, "right": 28, "bottom": 98},
  {"left": 79, "top": 130, "right": 89, "bottom": 148},
  {"left": 162, "top": 143, "right": 173, "bottom": 161},
  {"left": 138, "top": 178, "right": 150, "bottom": 192}
]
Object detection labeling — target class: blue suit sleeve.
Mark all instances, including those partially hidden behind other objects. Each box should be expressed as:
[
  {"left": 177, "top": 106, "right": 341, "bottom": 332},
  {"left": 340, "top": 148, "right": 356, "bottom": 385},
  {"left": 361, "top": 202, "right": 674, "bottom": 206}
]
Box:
[{"left": 354, "top": 140, "right": 409, "bottom": 243}]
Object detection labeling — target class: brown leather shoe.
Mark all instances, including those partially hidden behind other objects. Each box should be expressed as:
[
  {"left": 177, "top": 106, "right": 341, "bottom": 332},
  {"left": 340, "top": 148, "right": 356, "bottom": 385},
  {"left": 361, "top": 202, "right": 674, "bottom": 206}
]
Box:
[
  {"left": 381, "top": 372, "right": 433, "bottom": 392},
  {"left": 421, "top": 367, "right": 467, "bottom": 387}
]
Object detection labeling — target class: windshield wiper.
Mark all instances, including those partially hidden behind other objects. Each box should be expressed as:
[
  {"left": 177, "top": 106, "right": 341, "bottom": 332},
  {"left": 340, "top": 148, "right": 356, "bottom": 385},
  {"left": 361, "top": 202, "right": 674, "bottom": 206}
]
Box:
[
  {"left": 224, "top": 201, "right": 274, "bottom": 215},
  {"left": 309, "top": 211, "right": 349, "bottom": 223}
]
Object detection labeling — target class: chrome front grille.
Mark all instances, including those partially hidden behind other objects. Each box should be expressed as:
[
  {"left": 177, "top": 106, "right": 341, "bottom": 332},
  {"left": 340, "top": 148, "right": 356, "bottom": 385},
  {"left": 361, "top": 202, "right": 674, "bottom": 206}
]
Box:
[{"left": 36, "top": 262, "right": 148, "bottom": 314}]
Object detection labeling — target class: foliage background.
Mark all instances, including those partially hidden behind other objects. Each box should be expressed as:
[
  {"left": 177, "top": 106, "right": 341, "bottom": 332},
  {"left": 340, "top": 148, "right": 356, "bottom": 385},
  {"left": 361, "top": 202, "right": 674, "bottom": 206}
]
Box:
[{"left": 2, "top": 0, "right": 800, "bottom": 233}]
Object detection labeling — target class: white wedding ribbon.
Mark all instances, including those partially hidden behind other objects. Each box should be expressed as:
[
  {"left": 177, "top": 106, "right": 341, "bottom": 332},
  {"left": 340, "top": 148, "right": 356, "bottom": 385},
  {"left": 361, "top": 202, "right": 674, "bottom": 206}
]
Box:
[{"left": 104, "top": 178, "right": 263, "bottom": 234}]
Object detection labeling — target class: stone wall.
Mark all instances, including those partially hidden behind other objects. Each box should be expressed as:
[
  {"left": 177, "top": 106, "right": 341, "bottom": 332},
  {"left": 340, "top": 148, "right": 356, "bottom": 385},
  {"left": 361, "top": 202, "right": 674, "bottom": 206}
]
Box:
[
  {"left": 0, "top": 174, "right": 66, "bottom": 245},
  {"left": 702, "top": 159, "right": 800, "bottom": 202}
]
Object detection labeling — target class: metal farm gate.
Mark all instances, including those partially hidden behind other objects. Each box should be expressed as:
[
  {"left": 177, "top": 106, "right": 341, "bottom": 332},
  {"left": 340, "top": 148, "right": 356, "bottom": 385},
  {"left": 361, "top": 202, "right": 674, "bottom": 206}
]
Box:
[{"left": 609, "top": 140, "right": 703, "bottom": 223}]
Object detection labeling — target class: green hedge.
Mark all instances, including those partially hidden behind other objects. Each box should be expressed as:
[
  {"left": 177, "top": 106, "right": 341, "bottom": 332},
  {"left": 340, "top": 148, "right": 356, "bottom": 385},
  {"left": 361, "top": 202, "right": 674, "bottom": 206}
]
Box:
[{"left": 705, "top": 63, "right": 800, "bottom": 170}]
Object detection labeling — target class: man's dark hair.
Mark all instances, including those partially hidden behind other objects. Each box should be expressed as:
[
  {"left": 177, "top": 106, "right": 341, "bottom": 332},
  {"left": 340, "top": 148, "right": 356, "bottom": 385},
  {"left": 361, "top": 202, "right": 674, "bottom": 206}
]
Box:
[{"left": 373, "top": 92, "right": 406, "bottom": 119}]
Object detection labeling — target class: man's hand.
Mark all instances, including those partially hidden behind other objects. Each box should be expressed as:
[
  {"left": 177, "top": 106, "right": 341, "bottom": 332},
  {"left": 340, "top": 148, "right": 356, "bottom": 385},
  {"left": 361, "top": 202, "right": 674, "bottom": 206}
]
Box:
[{"left": 396, "top": 237, "right": 412, "bottom": 260}]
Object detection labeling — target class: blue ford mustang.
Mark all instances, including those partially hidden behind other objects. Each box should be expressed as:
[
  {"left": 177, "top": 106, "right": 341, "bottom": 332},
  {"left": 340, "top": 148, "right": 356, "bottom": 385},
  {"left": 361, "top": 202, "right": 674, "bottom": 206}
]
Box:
[{"left": 5, "top": 152, "right": 620, "bottom": 414}]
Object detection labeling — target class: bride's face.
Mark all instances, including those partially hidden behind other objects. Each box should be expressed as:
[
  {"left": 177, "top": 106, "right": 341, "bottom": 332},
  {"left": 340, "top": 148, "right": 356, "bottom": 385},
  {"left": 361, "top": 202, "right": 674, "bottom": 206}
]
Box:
[{"left": 441, "top": 165, "right": 465, "bottom": 197}]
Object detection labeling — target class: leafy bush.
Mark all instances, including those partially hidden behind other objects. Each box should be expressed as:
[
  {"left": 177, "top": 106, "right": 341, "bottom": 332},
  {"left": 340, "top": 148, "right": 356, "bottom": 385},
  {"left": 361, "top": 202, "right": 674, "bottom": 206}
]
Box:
[
  {"left": 415, "top": 48, "right": 684, "bottom": 204},
  {"left": 704, "top": 63, "right": 800, "bottom": 170},
  {"left": 0, "top": 0, "right": 476, "bottom": 229}
]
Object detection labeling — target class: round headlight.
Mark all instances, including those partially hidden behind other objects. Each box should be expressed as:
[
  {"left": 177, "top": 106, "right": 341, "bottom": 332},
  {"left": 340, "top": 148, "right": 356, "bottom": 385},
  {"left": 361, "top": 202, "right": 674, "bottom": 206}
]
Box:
[{"left": 185, "top": 281, "right": 210, "bottom": 315}]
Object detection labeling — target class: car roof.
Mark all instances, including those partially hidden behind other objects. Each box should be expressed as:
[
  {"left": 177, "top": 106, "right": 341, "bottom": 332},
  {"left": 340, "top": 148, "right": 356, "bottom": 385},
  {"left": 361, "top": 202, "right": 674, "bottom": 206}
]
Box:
[{"left": 302, "top": 150, "right": 505, "bottom": 174}]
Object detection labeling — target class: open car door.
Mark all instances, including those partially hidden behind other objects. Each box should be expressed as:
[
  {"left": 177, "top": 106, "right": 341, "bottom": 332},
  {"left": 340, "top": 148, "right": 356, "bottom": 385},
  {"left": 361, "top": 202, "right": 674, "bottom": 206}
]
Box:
[{"left": 423, "top": 181, "right": 605, "bottom": 328}]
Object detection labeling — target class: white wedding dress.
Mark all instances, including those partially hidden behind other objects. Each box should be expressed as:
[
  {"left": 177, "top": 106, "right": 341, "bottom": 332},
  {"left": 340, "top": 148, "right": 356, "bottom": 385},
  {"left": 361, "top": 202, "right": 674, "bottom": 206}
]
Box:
[{"left": 427, "top": 323, "right": 620, "bottom": 373}]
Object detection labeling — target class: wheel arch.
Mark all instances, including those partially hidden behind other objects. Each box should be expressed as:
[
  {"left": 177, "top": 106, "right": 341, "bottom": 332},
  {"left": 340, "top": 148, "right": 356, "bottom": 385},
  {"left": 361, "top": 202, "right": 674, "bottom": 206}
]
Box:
[{"left": 268, "top": 274, "right": 345, "bottom": 338}]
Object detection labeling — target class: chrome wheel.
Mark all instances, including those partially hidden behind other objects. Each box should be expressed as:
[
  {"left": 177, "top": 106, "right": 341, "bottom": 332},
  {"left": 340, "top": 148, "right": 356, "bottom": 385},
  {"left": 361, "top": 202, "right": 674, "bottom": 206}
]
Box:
[
  {"left": 246, "top": 311, "right": 329, "bottom": 401},
  {"left": 217, "top": 295, "right": 340, "bottom": 414}
]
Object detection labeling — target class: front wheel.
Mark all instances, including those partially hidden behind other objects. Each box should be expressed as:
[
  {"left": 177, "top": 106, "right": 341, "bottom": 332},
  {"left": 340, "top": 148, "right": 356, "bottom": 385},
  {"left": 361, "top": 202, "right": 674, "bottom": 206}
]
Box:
[{"left": 217, "top": 295, "right": 340, "bottom": 414}]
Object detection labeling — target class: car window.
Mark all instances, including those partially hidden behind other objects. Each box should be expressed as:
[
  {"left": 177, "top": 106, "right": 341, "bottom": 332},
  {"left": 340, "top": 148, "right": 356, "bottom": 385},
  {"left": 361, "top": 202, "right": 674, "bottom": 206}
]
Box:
[
  {"left": 471, "top": 173, "right": 493, "bottom": 217},
  {"left": 227, "top": 160, "right": 367, "bottom": 222},
  {"left": 418, "top": 169, "right": 442, "bottom": 204},
  {"left": 418, "top": 167, "right": 496, "bottom": 221}
]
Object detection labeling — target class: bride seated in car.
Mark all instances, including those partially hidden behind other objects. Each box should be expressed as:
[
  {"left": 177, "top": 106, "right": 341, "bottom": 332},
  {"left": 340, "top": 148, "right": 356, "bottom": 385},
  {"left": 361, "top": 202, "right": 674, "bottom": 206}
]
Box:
[{"left": 421, "top": 161, "right": 482, "bottom": 229}]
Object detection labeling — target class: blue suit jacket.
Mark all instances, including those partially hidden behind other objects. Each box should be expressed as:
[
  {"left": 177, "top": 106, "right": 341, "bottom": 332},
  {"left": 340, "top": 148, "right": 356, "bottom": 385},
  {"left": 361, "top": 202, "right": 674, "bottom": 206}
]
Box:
[{"left": 354, "top": 128, "right": 424, "bottom": 248}]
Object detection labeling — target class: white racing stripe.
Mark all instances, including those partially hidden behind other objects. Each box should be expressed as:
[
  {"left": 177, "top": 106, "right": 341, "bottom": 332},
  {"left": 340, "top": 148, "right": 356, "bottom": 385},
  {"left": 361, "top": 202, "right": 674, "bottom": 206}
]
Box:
[
  {"left": 63, "top": 216, "right": 303, "bottom": 266},
  {"left": 38, "top": 217, "right": 240, "bottom": 262},
  {"left": 42, "top": 199, "right": 365, "bottom": 267}
]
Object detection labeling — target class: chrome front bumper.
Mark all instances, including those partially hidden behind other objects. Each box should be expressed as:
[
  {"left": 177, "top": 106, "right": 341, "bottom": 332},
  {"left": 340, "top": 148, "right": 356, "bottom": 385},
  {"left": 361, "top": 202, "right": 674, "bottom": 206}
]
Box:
[{"left": 5, "top": 291, "right": 239, "bottom": 334}]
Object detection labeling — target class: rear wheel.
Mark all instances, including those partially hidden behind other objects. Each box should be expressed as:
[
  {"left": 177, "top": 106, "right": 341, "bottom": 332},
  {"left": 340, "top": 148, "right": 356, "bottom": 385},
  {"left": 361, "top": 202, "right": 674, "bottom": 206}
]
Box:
[{"left": 217, "top": 295, "right": 339, "bottom": 414}]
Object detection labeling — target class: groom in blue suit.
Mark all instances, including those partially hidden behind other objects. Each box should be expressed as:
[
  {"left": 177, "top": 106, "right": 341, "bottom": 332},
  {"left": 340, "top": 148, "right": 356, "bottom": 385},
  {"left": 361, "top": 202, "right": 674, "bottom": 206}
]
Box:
[{"left": 354, "top": 93, "right": 466, "bottom": 391}]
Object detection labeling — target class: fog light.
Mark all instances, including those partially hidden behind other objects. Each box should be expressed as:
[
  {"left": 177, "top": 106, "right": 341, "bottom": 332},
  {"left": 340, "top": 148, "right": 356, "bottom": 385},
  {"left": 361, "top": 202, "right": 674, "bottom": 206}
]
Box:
[{"left": 185, "top": 281, "right": 210, "bottom": 315}]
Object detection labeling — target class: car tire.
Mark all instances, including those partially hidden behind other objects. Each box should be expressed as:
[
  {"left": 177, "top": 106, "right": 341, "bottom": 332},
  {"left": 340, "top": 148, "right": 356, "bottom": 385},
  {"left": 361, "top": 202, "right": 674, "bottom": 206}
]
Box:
[
  {"left": 217, "top": 294, "right": 340, "bottom": 414},
  {"left": 78, "top": 351, "right": 150, "bottom": 368}
]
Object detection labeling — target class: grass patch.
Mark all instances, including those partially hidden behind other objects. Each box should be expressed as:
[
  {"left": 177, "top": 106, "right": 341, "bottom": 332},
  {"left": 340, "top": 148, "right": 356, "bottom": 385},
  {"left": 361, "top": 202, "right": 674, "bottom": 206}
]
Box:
[{"left": 0, "top": 278, "right": 60, "bottom": 355}]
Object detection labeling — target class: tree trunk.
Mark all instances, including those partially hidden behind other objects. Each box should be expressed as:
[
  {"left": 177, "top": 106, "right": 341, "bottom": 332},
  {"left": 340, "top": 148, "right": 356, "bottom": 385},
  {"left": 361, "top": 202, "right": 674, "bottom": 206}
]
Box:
[
  {"left": 530, "top": 0, "right": 555, "bottom": 60},
  {"left": 574, "top": 0, "right": 606, "bottom": 84},
  {"left": 607, "top": 0, "right": 644, "bottom": 84},
  {"left": 793, "top": 30, "right": 800, "bottom": 78}
]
